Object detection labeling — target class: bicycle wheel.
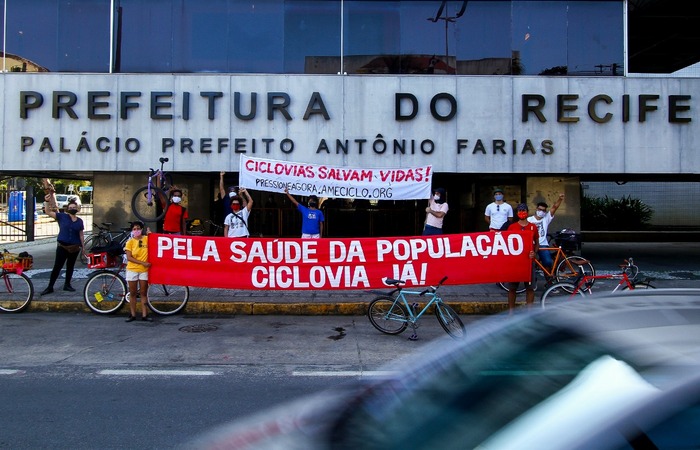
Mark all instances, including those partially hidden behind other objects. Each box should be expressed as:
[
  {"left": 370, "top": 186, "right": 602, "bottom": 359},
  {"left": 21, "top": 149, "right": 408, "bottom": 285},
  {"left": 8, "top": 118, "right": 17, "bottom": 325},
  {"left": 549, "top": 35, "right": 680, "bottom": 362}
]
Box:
[
  {"left": 367, "top": 296, "right": 409, "bottom": 335},
  {"left": 147, "top": 284, "right": 190, "bottom": 315},
  {"left": 556, "top": 256, "right": 595, "bottom": 290},
  {"left": 434, "top": 302, "right": 465, "bottom": 339},
  {"left": 0, "top": 273, "right": 34, "bottom": 313},
  {"left": 83, "top": 270, "right": 127, "bottom": 314},
  {"left": 622, "top": 281, "right": 656, "bottom": 290},
  {"left": 131, "top": 185, "right": 169, "bottom": 223},
  {"left": 540, "top": 282, "right": 585, "bottom": 309},
  {"left": 497, "top": 282, "right": 527, "bottom": 294},
  {"left": 81, "top": 234, "right": 110, "bottom": 265}
]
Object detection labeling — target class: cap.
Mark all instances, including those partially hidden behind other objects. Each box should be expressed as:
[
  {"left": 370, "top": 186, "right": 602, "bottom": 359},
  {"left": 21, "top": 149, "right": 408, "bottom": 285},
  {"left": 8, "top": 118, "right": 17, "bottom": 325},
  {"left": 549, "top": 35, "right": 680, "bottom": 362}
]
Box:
[
  {"left": 493, "top": 187, "right": 504, "bottom": 195},
  {"left": 516, "top": 203, "right": 529, "bottom": 211}
]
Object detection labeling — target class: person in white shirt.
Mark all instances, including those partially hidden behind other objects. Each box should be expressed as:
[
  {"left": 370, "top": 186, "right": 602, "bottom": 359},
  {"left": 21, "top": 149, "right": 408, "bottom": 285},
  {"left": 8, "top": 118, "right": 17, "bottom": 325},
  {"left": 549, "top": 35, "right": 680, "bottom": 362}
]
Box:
[
  {"left": 224, "top": 188, "right": 253, "bottom": 238},
  {"left": 527, "top": 193, "right": 565, "bottom": 269},
  {"left": 484, "top": 188, "right": 513, "bottom": 231}
]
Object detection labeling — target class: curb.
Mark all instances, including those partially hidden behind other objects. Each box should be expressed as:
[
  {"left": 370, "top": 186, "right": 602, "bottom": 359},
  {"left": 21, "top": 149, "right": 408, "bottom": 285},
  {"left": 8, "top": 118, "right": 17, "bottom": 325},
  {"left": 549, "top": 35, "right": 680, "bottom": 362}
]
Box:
[{"left": 27, "top": 300, "right": 510, "bottom": 315}]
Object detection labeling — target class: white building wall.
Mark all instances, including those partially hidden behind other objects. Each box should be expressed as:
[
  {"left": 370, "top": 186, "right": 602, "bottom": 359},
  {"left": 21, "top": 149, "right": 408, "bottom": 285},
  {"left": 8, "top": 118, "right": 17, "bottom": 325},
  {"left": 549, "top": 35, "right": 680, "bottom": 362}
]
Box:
[{"left": 1, "top": 73, "right": 697, "bottom": 175}]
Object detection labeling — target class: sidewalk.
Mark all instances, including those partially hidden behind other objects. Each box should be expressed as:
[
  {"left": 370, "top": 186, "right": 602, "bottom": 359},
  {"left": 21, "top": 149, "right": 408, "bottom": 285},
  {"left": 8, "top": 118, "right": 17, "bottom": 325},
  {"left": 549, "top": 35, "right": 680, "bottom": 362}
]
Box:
[{"left": 5, "top": 238, "right": 700, "bottom": 315}]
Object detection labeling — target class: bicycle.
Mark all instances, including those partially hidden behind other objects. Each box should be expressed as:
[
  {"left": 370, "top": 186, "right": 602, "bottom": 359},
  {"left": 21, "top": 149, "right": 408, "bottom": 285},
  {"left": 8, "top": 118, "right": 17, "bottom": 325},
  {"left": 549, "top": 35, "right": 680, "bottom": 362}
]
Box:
[
  {"left": 498, "top": 245, "right": 595, "bottom": 294},
  {"left": 131, "top": 157, "right": 174, "bottom": 223},
  {"left": 367, "top": 276, "right": 465, "bottom": 340},
  {"left": 540, "top": 257, "right": 655, "bottom": 308},
  {"left": 204, "top": 219, "right": 224, "bottom": 237},
  {"left": 83, "top": 252, "right": 190, "bottom": 316},
  {"left": 80, "top": 222, "right": 132, "bottom": 265},
  {"left": 0, "top": 250, "right": 34, "bottom": 313}
]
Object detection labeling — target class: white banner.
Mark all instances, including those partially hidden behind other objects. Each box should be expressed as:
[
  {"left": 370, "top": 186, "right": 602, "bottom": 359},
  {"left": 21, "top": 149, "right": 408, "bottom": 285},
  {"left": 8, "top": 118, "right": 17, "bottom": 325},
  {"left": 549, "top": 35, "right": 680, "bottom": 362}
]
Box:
[{"left": 239, "top": 155, "right": 432, "bottom": 200}]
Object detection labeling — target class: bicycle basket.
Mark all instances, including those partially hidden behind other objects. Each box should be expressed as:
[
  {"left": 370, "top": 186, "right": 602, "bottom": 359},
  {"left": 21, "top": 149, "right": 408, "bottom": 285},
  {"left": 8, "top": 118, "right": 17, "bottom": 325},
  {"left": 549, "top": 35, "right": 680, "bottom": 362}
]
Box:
[
  {"left": 1, "top": 251, "right": 32, "bottom": 272},
  {"left": 87, "top": 252, "right": 121, "bottom": 269},
  {"left": 554, "top": 229, "right": 582, "bottom": 252}
]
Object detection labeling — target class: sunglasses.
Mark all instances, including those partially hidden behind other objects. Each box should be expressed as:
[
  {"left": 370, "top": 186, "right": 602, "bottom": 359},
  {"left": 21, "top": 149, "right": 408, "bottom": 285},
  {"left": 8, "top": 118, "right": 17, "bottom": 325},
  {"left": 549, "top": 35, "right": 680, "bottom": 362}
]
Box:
[
  {"left": 496, "top": 205, "right": 500, "bottom": 211},
  {"left": 138, "top": 240, "right": 144, "bottom": 248}
]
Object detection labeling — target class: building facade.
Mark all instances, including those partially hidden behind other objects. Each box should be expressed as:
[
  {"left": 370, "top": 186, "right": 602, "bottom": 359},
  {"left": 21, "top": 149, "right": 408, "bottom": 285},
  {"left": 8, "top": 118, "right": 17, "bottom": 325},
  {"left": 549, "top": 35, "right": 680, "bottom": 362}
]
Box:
[{"left": 1, "top": 1, "right": 698, "bottom": 238}]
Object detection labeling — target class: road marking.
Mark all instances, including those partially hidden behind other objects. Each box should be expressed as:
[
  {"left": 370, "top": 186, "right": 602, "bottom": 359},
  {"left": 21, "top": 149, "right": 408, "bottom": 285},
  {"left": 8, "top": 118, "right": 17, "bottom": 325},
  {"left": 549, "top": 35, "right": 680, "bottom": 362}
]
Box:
[
  {"left": 0, "top": 369, "right": 21, "bottom": 375},
  {"left": 98, "top": 369, "right": 216, "bottom": 376},
  {"left": 292, "top": 370, "right": 398, "bottom": 377}
]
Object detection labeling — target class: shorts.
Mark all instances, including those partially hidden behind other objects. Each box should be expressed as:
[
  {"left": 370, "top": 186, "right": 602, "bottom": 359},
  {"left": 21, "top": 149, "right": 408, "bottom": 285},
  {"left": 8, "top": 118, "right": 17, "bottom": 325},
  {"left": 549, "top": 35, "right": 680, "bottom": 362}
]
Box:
[
  {"left": 126, "top": 270, "right": 149, "bottom": 282},
  {"left": 301, "top": 233, "right": 321, "bottom": 239}
]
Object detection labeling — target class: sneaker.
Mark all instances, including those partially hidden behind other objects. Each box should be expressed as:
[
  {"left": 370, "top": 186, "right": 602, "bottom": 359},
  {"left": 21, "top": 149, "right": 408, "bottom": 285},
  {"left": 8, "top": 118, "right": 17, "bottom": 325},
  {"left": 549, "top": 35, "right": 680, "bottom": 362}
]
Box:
[
  {"left": 125, "top": 315, "right": 136, "bottom": 322},
  {"left": 63, "top": 285, "right": 76, "bottom": 292},
  {"left": 40, "top": 287, "right": 54, "bottom": 296},
  {"left": 142, "top": 316, "right": 153, "bottom": 322}
]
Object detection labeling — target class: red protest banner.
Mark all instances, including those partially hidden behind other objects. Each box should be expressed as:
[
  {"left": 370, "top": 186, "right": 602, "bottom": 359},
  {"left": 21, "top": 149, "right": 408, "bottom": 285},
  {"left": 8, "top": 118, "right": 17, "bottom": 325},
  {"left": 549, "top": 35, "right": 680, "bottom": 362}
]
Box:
[{"left": 148, "top": 231, "right": 533, "bottom": 290}]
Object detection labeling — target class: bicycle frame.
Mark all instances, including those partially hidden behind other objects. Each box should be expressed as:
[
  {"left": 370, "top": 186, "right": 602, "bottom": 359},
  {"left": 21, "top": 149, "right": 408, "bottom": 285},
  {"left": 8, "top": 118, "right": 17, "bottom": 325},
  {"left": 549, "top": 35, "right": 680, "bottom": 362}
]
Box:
[
  {"left": 147, "top": 161, "right": 169, "bottom": 205},
  {"left": 540, "top": 258, "right": 653, "bottom": 308},
  {"left": 535, "top": 246, "right": 577, "bottom": 278},
  {"left": 367, "top": 276, "right": 464, "bottom": 340},
  {"left": 569, "top": 271, "right": 634, "bottom": 296},
  {"left": 389, "top": 288, "right": 441, "bottom": 323}
]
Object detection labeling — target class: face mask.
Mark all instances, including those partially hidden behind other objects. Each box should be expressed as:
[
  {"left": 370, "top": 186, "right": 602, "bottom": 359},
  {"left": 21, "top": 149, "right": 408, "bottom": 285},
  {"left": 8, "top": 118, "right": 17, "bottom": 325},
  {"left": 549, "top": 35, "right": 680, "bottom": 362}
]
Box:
[
  {"left": 308, "top": 201, "right": 317, "bottom": 208},
  {"left": 494, "top": 194, "right": 504, "bottom": 201},
  {"left": 536, "top": 210, "right": 546, "bottom": 218},
  {"left": 131, "top": 229, "right": 142, "bottom": 239},
  {"left": 517, "top": 211, "right": 528, "bottom": 219},
  {"left": 229, "top": 192, "right": 237, "bottom": 198},
  {"left": 67, "top": 208, "right": 79, "bottom": 215},
  {"left": 172, "top": 196, "right": 182, "bottom": 204},
  {"left": 231, "top": 203, "right": 241, "bottom": 212},
  {"left": 433, "top": 195, "right": 440, "bottom": 201}
]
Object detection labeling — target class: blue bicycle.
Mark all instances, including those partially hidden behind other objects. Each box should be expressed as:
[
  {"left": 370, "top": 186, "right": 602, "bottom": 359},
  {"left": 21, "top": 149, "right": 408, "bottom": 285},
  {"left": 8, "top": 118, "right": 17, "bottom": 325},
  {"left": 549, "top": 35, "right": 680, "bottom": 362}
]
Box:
[{"left": 367, "top": 276, "right": 465, "bottom": 340}]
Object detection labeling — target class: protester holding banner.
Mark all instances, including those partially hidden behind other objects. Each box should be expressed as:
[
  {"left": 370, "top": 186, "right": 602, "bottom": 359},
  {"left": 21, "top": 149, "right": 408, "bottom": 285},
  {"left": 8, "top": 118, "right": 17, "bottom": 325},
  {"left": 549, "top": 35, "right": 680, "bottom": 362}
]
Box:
[
  {"left": 285, "top": 188, "right": 324, "bottom": 238},
  {"left": 162, "top": 188, "right": 188, "bottom": 234},
  {"left": 485, "top": 187, "right": 513, "bottom": 231},
  {"left": 422, "top": 187, "right": 449, "bottom": 235},
  {"left": 124, "top": 221, "right": 153, "bottom": 322},
  {"left": 219, "top": 171, "right": 241, "bottom": 218},
  {"left": 224, "top": 188, "right": 253, "bottom": 238},
  {"left": 507, "top": 203, "right": 539, "bottom": 311}
]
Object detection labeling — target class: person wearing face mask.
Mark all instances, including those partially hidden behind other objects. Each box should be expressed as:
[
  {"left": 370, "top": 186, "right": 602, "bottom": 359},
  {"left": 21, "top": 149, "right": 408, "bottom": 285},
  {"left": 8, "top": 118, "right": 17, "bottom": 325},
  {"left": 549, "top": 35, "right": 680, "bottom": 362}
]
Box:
[
  {"left": 284, "top": 188, "right": 324, "bottom": 238},
  {"left": 219, "top": 171, "right": 244, "bottom": 219},
  {"left": 485, "top": 187, "right": 513, "bottom": 231},
  {"left": 506, "top": 203, "right": 539, "bottom": 312},
  {"left": 423, "top": 187, "right": 449, "bottom": 236},
  {"left": 224, "top": 188, "right": 254, "bottom": 238},
  {"left": 527, "top": 193, "right": 565, "bottom": 271},
  {"left": 40, "top": 179, "right": 86, "bottom": 296},
  {"left": 162, "top": 188, "right": 189, "bottom": 234},
  {"left": 124, "top": 221, "right": 153, "bottom": 322}
]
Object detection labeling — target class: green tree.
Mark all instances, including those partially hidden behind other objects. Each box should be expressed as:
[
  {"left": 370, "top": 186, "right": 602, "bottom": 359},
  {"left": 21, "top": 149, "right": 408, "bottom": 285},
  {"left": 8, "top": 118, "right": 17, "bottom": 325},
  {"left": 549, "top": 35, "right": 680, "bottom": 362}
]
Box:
[{"left": 581, "top": 195, "right": 653, "bottom": 230}]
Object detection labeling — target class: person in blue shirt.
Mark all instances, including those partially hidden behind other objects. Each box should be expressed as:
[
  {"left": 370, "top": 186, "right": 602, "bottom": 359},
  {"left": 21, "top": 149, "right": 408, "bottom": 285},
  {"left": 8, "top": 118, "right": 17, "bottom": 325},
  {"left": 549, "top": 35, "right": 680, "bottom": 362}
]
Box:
[
  {"left": 284, "top": 188, "right": 324, "bottom": 238},
  {"left": 40, "top": 179, "right": 85, "bottom": 296}
]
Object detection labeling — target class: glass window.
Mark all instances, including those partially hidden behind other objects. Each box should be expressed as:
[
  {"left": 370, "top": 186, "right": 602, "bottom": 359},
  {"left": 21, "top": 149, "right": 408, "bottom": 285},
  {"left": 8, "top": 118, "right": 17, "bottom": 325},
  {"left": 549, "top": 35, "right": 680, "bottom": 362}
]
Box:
[
  {"left": 0, "top": 0, "right": 624, "bottom": 75},
  {"left": 3, "top": 0, "right": 110, "bottom": 72}
]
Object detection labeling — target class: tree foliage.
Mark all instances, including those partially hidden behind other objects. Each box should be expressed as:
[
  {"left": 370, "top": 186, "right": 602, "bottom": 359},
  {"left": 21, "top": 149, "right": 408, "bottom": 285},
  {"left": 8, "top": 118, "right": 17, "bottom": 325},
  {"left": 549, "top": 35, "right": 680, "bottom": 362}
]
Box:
[{"left": 581, "top": 195, "right": 653, "bottom": 230}]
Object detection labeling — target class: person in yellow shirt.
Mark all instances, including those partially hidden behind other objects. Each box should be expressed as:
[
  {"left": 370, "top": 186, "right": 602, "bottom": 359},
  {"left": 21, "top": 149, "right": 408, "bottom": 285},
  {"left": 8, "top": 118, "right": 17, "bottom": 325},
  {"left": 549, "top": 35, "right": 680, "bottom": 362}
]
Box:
[{"left": 124, "top": 221, "right": 152, "bottom": 322}]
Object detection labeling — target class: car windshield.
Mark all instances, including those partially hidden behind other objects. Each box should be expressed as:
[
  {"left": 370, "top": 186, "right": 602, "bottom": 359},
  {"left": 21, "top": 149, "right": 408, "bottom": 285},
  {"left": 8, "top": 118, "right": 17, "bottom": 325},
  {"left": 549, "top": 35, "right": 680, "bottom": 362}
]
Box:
[{"left": 330, "top": 318, "right": 644, "bottom": 450}]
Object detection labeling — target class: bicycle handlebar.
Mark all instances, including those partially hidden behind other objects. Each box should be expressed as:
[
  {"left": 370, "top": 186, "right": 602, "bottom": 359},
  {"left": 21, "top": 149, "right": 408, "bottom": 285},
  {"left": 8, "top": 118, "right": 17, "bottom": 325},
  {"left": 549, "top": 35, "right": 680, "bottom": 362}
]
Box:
[{"left": 419, "top": 276, "right": 448, "bottom": 296}]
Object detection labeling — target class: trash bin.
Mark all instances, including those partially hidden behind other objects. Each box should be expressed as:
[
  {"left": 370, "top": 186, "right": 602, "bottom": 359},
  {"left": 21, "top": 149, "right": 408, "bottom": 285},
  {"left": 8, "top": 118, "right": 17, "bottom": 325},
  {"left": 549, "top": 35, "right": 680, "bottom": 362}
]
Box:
[{"left": 7, "top": 191, "right": 25, "bottom": 222}]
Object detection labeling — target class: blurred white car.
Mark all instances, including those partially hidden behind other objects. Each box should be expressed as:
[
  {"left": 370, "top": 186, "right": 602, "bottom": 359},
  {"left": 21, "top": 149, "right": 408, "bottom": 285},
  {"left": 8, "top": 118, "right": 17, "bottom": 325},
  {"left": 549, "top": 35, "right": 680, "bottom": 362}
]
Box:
[
  {"left": 183, "top": 289, "right": 700, "bottom": 450},
  {"left": 54, "top": 194, "right": 71, "bottom": 211}
]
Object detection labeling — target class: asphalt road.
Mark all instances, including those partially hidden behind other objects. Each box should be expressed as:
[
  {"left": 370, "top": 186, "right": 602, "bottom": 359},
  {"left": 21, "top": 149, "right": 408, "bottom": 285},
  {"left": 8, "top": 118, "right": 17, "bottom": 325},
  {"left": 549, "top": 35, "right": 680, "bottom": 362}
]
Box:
[{"left": 0, "top": 312, "right": 485, "bottom": 449}]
